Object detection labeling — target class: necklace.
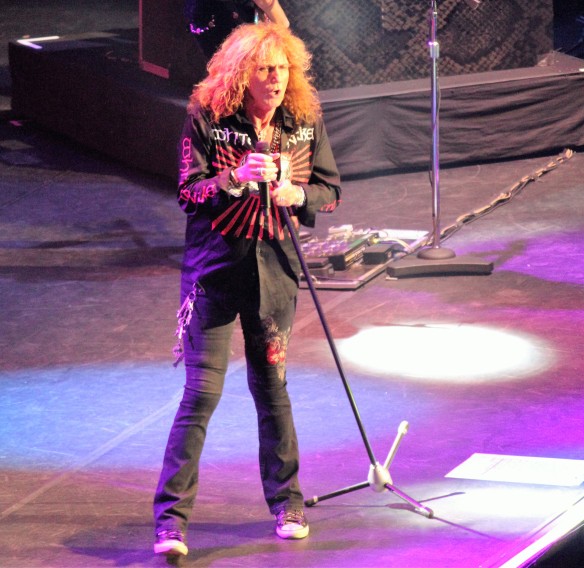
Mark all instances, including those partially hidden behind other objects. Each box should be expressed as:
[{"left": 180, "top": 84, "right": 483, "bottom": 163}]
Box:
[{"left": 255, "top": 118, "right": 273, "bottom": 141}]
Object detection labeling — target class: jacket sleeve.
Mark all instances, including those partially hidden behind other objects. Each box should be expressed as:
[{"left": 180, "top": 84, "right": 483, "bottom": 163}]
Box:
[
  {"left": 294, "top": 117, "right": 342, "bottom": 228},
  {"left": 176, "top": 109, "right": 232, "bottom": 215}
]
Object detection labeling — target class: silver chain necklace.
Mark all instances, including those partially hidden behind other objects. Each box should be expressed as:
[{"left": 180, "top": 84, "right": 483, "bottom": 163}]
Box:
[{"left": 256, "top": 122, "right": 271, "bottom": 141}]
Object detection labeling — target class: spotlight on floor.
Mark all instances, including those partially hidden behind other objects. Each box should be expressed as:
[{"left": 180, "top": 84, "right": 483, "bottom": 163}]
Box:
[{"left": 338, "top": 324, "right": 550, "bottom": 382}]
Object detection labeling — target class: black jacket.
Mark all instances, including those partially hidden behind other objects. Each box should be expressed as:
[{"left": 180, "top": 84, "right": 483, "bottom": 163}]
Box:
[{"left": 177, "top": 103, "right": 341, "bottom": 311}]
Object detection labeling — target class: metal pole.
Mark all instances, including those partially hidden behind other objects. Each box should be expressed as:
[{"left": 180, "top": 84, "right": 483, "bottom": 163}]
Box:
[{"left": 418, "top": 0, "right": 455, "bottom": 260}]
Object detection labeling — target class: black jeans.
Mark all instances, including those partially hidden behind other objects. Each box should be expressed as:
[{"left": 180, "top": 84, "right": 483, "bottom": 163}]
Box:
[{"left": 153, "top": 264, "right": 304, "bottom": 534}]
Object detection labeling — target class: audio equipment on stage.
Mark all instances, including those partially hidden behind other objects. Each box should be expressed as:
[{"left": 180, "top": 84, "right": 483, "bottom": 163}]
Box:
[
  {"left": 297, "top": 227, "right": 428, "bottom": 289},
  {"left": 301, "top": 233, "right": 374, "bottom": 271}
]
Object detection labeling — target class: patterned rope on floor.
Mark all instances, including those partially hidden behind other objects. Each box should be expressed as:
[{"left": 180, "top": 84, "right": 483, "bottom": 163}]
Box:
[{"left": 419, "top": 148, "right": 576, "bottom": 250}]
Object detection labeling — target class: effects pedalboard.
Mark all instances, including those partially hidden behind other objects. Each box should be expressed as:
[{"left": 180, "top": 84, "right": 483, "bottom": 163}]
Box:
[{"left": 298, "top": 225, "right": 426, "bottom": 282}]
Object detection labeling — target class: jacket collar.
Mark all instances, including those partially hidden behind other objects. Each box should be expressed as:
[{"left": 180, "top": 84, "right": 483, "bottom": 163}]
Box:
[{"left": 234, "top": 105, "right": 297, "bottom": 132}]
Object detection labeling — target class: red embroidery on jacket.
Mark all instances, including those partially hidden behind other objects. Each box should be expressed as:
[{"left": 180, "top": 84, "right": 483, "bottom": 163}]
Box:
[{"left": 210, "top": 147, "right": 311, "bottom": 240}]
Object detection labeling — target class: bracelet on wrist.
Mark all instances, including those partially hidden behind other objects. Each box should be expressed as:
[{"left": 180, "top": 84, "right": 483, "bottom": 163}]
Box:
[
  {"left": 226, "top": 167, "right": 245, "bottom": 197},
  {"left": 231, "top": 167, "right": 241, "bottom": 185}
]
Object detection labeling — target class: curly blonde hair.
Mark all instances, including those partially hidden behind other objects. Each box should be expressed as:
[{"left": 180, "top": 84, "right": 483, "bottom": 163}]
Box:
[{"left": 188, "top": 22, "right": 321, "bottom": 124}]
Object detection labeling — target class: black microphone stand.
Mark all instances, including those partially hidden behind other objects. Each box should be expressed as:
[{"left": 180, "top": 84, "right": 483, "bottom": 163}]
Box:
[
  {"left": 387, "top": 0, "right": 493, "bottom": 278},
  {"left": 279, "top": 204, "right": 433, "bottom": 518}
]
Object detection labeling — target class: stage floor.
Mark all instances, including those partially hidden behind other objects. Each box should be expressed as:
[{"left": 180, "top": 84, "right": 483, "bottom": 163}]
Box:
[{"left": 1, "top": 110, "right": 584, "bottom": 567}]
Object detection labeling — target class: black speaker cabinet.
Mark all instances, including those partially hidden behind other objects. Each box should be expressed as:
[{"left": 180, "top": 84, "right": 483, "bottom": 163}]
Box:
[
  {"left": 139, "top": 0, "right": 182, "bottom": 79},
  {"left": 139, "top": 0, "right": 255, "bottom": 88},
  {"left": 140, "top": 0, "right": 210, "bottom": 88}
]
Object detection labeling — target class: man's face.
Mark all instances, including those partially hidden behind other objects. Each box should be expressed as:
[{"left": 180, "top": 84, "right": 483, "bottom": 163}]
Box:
[{"left": 247, "top": 48, "right": 289, "bottom": 115}]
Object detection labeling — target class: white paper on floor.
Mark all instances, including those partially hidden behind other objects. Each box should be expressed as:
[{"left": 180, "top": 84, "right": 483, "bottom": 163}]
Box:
[{"left": 446, "top": 453, "right": 584, "bottom": 486}]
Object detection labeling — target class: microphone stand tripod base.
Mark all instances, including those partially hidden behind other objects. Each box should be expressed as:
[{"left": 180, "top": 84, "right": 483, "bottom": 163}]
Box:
[
  {"left": 387, "top": 247, "right": 493, "bottom": 279},
  {"left": 305, "top": 421, "right": 434, "bottom": 519}
]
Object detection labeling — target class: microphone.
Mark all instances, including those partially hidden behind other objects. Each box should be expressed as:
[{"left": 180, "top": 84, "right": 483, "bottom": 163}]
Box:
[{"left": 255, "top": 140, "right": 271, "bottom": 216}]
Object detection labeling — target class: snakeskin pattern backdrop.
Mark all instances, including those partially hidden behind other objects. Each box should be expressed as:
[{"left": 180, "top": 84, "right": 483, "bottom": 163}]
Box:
[{"left": 284, "top": 0, "right": 553, "bottom": 90}]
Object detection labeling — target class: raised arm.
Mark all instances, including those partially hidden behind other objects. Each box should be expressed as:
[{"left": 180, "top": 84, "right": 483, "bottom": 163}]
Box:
[{"left": 254, "top": 0, "right": 290, "bottom": 28}]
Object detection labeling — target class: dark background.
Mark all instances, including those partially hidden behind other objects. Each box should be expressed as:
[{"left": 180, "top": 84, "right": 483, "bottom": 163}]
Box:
[
  {"left": 1, "top": 0, "right": 583, "bottom": 107},
  {"left": 148, "top": 0, "right": 584, "bottom": 91}
]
